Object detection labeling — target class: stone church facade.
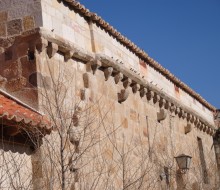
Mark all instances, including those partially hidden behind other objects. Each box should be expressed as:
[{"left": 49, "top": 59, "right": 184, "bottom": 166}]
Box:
[{"left": 0, "top": 0, "right": 219, "bottom": 189}]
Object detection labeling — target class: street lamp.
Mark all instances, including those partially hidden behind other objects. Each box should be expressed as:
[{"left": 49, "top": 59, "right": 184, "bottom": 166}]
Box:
[{"left": 175, "top": 154, "right": 192, "bottom": 173}]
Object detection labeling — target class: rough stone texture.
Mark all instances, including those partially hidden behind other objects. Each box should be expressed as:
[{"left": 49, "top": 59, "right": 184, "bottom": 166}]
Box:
[
  {"left": 0, "top": 1, "right": 219, "bottom": 190},
  {"left": 7, "top": 19, "right": 23, "bottom": 36},
  {"left": 0, "top": 23, "right": 6, "bottom": 37},
  {"left": 0, "top": 11, "right": 7, "bottom": 22},
  {"left": 23, "top": 16, "right": 35, "bottom": 31}
]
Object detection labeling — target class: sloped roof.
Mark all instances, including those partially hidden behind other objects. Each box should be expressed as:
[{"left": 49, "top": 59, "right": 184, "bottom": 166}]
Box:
[
  {"left": 0, "top": 92, "right": 51, "bottom": 135},
  {"left": 61, "top": 0, "right": 216, "bottom": 111}
]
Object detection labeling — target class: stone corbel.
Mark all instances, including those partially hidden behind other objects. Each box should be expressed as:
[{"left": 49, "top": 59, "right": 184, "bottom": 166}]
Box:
[
  {"left": 86, "top": 58, "right": 101, "bottom": 74},
  {"left": 157, "top": 108, "right": 167, "bottom": 122},
  {"left": 118, "top": 89, "right": 129, "bottom": 103},
  {"left": 182, "top": 111, "right": 187, "bottom": 119},
  {"left": 196, "top": 121, "right": 202, "bottom": 129},
  {"left": 47, "top": 42, "right": 58, "bottom": 58},
  {"left": 185, "top": 123, "right": 192, "bottom": 134},
  {"left": 147, "top": 90, "right": 154, "bottom": 100},
  {"left": 175, "top": 107, "right": 180, "bottom": 115},
  {"left": 123, "top": 78, "right": 132, "bottom": 89},
  {"left": 91, "top": 59, "right": 101, "bottom": 74},
  {"left": 131, "top": 83, "right": 140, "bottom": 93},
  {"left": 203, "top": 125, "right": 208, "bottom": 132},
  {"left": 170, "top": 104, "right": 176, "bottom": 113},
  {"left": 165, "top": 101, "right": 171, "bottom": 110},
  {"left": 114, "top": 72, "right": 123, "bottom": 84},
  {"left": 178, "top": 108, "right": 183, "bottom": 118},
  {"left": 104, "top": 67, "right": 113, "bottom": 81},
  {"left": 159, "top": 98, "right": 166, "bottom": 108},
  {"left": 140, "top": 87, "right": 148, "bottom": 98},
  {"left": 36, "top": 37, "right": 48, "bottom": 53},
  {"left": 194, "top": 117, "right": 199, "bottom": 126},
  {"left": 187, "top": 113, "right": 193, "bottom": 122},
  {"left": 64, "top": 50, "right": 74, "bottom": 62},
  {"left": 190, "top": 115, "right": 195, "bottom": 123},
  {"left": 153, "top": 93, "right": 160, "bottom": 104}
]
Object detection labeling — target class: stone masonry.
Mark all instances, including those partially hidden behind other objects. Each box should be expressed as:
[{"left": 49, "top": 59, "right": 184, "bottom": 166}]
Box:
[{"left": 0, "top": 0, "right": 219, "bottom": 189}]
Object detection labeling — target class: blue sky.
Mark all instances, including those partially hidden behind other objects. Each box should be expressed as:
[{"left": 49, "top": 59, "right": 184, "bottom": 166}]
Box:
[{"left": 79, "top": 0, "right": 220, "bottom": 108}]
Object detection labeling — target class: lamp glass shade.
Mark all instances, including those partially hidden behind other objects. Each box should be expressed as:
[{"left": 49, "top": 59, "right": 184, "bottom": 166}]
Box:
[{"left": 175, "top": 154, "right": 192, "bottom": 170}]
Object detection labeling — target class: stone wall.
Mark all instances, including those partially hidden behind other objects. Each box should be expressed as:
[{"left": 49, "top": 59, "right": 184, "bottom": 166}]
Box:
[
  {"left": 0, "top": 0, "right": 42, "bottom": 38},
  {"left": 0, "top": 0, "right": 219, "bottom": 189},
  {"left": 39, "top": 0, "right": 214, "bottom": 125}
]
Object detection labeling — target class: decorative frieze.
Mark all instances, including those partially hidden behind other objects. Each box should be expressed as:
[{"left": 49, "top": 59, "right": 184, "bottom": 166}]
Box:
[{"left": 26, "top": 29, "right": 216, "bottom": 136}]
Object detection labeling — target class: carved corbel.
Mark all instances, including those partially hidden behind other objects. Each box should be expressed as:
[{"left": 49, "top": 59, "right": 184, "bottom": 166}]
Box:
[
  {"left": 196, "top": 121, "right": 202, "bottom": 128},
  {"left": 175, "top": 107, "right": 180, "bottom": 115},
  {"left": 199, "top": 124, "right": 205, "bottom": 131},
  {"left": 182, "top": 111, "right": 187, "bottom": 119},
  {"left": 170, "top": 104, "right": 176, "bottom": 113},
  {"left": 131, "top": 83, "right": 140, "bottom": 93},
  {"left": 178, "top": 108, "right": 183, "bottom": 118},
  {"left": 159, "top": 98, "right": 166, "bottom": 108},
  {"left": 157, "top": 108, "right": 167, "bottom": 122},
  {"left": 140, "top": 87, "right": 148, "bottom": 98},
  {"left": 86, "top": 59, "right": 101, "bottom": 74},
  {"left": 187, "top": 113, "right": 192, "bottom": 122},
  {"left": 64, "top": 50, "right": 74, "bottom": 62},
  {"left": 123, "top": 78, "right": 132, "bottom": 89},
  {"left": 36, "top": 37, "right": 48, "bottom": 53},
  {"left": 165, "top": 101, "right": 172, "bottom": 110},
  {"left": 104, "top": 67, "right": 113, "bottom": 81},
  {"left": 206, "top": 127, "right": 212, "bottom": 135},
  {"left": 153, "top": 93, "right": 160, "bottom": 104},
  {"left": 47, "top": 42, "right": 58, "bottom": 58},
  {"left": 91, "top": 59, "right": 101, "bottom": 74},
  {"left": 118, "top": 89, "right": 129, "bottom": 103},
  {"left": 146, "top": 90, "right": 154, "bottom": 100},
  {"left": 185, "top": 123, "right": 192, "bottom": 134},
  {"left": 203, "top": 125, "right": 208, "bottom": 132},
  {"left": 114, "top": 72, "right": 123, "bottom": 84},
  {"left": 194, "top": 117, "right": 199, "bottom": 125},
  {"left": 190, "top": 115, "right": 195, "bottom": 123}
]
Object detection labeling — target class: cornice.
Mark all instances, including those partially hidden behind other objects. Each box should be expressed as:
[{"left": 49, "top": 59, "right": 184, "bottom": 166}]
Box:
[
  {"left": 60, "top": 0, "right": 216, "bottom": 112},
  {"left": 28, "top": 28, "right": 216, "bottom": 136}
]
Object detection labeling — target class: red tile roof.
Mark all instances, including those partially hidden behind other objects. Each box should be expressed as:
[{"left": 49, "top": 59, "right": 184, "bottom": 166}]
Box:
[{"left": 0, "top": 93, "right": 51, "bottom": 135}]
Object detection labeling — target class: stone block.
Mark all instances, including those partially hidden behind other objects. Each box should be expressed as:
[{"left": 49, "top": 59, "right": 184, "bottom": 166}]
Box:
[
  {"left": 21, "top": 56, "right": 36, "bottom": 79},
  {"left": 16, "top": 43, "right": 29, "bottom": 57},
  {"left": 157, "top": 109, "right": 167, "bottom": 122},
  {"left": 0, "top": 23, "right": 6, "bottom": 37},
  {"left": 23, "top": 16, "right": 35, "bottom": 31},
  {"left": 6, "top": 77, "right": 27, "bottom": 91},
  {"left": 7, "top": 19, "right": 22, "bottom": 36},
  {"left": 0, "top": 11, "right": 7, "bottom": 22}
]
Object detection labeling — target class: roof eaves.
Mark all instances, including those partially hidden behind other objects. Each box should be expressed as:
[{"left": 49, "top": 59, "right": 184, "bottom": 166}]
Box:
[{"left": 61, "top": 0, "right": 216, "bottom": 111}]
